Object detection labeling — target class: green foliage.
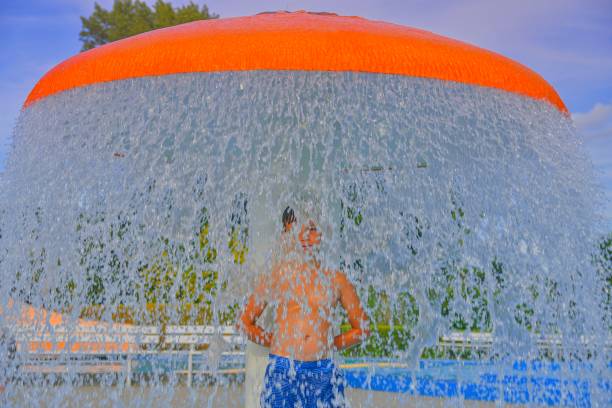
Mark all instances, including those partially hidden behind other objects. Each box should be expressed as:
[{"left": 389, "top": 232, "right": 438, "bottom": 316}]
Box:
[
  {"left": 135, "top": 205, "right": 246, "bottom": 326},
  {"left": 228, "top": 227, "right": 249, "bottom": 265},
  {"left": 79, "top": 0, "right": 219, "bottom": 51},
  {"left": 74, "top": 211, "right": 134, "bottom": 306},
  {"left": 439, "top": 266, "right": 492, "bottom": 332},
  {"left": 594, "top": 233, "right": 612, "bottom": 329},
  {"left": 342, "top": 324, "right": 413, "bottom": 358},
  {"left": 61, "top": 202, "right": 247, "bottom": 326},
  {"left": 339, "top": 183, "right": 497, "bottom": 357},
  {"left": 340, "top": 289, "right": 419, "bottom": 358},
  {"left": 48, "top": 187, "right": 251, "bottom": 326},
  {"left": 21, "top": 172, "right": 611, "bottom": 349}
]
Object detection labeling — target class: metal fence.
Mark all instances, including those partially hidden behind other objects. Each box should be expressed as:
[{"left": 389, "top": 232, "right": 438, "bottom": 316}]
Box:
[{"left": 9, "top": 325, "right": 612, "bottom": 386}]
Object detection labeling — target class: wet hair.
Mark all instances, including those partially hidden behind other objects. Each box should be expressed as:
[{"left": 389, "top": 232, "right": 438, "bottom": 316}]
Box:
[{"left": 282, "top": 206, "right": 296, "bottom": 231}]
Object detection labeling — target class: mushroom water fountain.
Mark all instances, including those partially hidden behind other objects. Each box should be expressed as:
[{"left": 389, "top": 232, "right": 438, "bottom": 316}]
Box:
[{"left": 0, "top": 11, "right": 609, "bottom": 407}]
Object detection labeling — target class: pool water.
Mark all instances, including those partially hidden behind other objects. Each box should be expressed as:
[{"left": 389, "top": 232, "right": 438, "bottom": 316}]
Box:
[
  {"left": 343, "top": 359, "right": 612, "bottom": 407},
  {"left": 129, "top": 353, "right": 611, "bottom": 407}
]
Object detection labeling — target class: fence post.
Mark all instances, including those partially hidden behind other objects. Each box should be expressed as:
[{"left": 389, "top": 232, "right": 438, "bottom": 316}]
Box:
[
  {"left": 187, "top": 343, "right": 194, "bottom": 387},
  {"left": 126, "top": 353, "right": 132, "bottom": 386}
]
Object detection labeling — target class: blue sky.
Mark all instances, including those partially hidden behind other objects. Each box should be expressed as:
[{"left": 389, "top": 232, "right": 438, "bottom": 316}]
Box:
[{"left": 1, "top": 0, "right": 611, "bottom": 223}]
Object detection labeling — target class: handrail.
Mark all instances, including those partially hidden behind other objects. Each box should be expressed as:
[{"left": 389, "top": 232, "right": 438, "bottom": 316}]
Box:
[
  {"left": 12, "top": 324, "right": 245, "bottom": 354},
  {"left": 438, "top": 332, "right": 612, "bottom": 349}
]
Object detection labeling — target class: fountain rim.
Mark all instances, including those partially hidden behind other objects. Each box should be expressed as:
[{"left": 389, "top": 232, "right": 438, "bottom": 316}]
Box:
[{"left": 24, "top": 10, "right": 567, "bottom": 113}]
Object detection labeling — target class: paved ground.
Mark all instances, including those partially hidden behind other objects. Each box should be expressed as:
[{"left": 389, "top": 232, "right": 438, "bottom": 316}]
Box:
[{"left": 6, "top": 384, "right": 520, "bottom": 407}]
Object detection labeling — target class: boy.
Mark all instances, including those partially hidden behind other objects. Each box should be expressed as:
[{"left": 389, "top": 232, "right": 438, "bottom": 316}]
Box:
[{"left": 239, "top": 207, "right": 370, "bottom": 407}]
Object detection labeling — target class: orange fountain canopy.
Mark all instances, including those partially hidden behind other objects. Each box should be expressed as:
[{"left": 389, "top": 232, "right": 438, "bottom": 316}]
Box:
[{"left": 25, "top": 11, "right": 566, "bottom": 113}]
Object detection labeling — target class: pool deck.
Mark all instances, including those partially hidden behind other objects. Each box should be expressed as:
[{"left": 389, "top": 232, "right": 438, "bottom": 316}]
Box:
[{"left": 7, "top": 384, "right": 525, "bottom": 407}]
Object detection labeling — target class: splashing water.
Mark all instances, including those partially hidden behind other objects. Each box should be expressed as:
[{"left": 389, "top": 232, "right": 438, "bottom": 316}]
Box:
[{"left": 0, "top": 71, "right": 608, "bottom": 406}]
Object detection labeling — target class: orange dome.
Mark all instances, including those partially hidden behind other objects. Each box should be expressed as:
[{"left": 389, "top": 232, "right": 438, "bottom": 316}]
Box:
[{"left": 24, "top": 11, "right": 566, "bottom": 112}]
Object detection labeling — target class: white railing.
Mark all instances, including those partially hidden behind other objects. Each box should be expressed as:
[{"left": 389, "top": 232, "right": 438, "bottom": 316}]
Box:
[
  {"left": 14, "top": 324, "right": 244, "bottom": 349},
  {"left": 12, "top": 325, "right": 611, "bottom": 385},
  {"left": 438, "top": 332, "right": 612, "bottom": 355},
  {"left": 12, "top": 324, "right": 245, "bottom": 386}
]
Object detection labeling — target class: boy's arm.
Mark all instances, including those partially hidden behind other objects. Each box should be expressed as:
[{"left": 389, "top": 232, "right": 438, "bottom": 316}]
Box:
[
  {"left": 333, "top": 271, "right": 370, "bottom": 351},
  {"left": 237, "top": 274, "right": 272, "bottom": 347}
]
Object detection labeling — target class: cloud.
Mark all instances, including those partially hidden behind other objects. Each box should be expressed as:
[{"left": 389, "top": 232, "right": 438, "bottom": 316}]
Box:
[{"left": 573, "top": 102, "right": 612, "bottom": 141}]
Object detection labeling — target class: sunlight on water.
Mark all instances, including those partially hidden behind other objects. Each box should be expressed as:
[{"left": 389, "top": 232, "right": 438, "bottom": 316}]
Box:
[{"left": 0, "top": 71, "right": 608, "bottom": 406}]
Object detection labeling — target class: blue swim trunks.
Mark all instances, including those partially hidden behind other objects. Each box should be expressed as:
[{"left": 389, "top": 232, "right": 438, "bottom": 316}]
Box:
[{"left": 260, "top": 354, "right": 346, "bottom": 408}]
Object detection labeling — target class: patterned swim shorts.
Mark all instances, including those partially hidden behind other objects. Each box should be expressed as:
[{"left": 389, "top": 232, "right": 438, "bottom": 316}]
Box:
[{"left": 260, "top": 354, "right": 346, "bottom": 408}]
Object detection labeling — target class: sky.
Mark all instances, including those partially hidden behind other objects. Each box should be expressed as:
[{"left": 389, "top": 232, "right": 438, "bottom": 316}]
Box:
[{"left": 1, "top": 0, "right": 611, "bottom": 224}]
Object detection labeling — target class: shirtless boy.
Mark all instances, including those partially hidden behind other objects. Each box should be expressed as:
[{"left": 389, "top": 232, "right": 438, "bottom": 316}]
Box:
[{"left": 239, "top": 207, "right": 370, "bottom": 407}]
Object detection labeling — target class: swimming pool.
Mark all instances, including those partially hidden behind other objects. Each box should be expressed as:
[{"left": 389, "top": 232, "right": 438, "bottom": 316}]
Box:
[
  {"left": 130, "top": 354, "right": 611, "bottom": 407},
  {"left": 343, "top": 359, "right": 611, "bottom": 407}
]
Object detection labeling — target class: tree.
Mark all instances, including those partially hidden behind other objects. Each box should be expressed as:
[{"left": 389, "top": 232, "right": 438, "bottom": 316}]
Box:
[
  {"left": 594, "top": 233, "right": 612, "bottom": 330},
  {"left": 79, "top": 0, "right": 219, "bottom": 51}
]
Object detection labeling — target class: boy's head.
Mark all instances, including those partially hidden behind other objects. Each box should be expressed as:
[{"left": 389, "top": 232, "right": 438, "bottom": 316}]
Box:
[{"left": 281, "top": 205, "right": 322, "bottom": 249}]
